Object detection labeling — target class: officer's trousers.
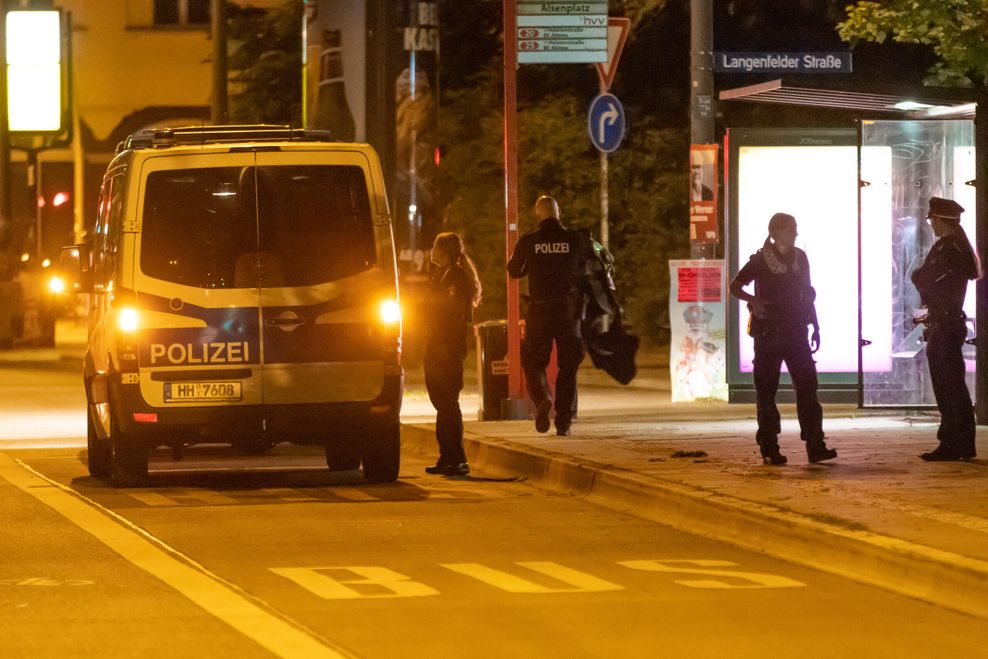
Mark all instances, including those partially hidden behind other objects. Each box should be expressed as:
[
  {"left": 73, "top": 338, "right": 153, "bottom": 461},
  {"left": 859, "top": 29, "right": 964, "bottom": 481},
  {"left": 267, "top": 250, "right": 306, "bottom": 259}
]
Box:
[
  {"left": 424, "top": 343, "right": 467, "bottom": 465},
  {"left": 925, "top": 319, "right": 976, "bottom": 453},
  {"left": 752, "top": 330, "right": 824, "bottom": 450},
  {"left": 522, "top": 301, "right": 585, "bottom": 428}
]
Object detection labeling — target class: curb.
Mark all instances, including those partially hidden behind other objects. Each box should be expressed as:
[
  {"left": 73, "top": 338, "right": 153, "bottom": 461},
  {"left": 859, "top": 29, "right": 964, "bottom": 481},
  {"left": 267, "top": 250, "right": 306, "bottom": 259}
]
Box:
[{"left": 401, "top": 422, "right": 988, "bottom": 620}]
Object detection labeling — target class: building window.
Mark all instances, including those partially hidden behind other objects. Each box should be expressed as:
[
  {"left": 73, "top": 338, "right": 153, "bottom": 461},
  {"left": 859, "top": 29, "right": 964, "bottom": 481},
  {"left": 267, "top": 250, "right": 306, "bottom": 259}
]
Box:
[{"left": 154, "top": 0, "right": 210, "bottom": 27}]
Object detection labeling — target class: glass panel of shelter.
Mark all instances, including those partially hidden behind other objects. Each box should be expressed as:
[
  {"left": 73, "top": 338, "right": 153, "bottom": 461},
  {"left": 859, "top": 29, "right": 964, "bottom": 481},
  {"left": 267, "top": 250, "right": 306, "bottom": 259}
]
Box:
[{"left": 859, "top": 119, "right": 976, "bottom": 407}]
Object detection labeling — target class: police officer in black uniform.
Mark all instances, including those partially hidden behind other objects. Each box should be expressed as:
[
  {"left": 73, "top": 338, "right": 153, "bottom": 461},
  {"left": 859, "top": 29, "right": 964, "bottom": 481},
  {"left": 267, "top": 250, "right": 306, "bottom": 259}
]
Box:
[
  {"left": 730, "top": 212, "right": 837, "bottom": 465},
  {"left": 912, "top": 197, "right": 979, "bottom": 461},
  {"left": 508, "top": 195, "right": 595, "bottom": 435},
  {"left": 423, "top": 232, "right": 482, "bottom": 475}
]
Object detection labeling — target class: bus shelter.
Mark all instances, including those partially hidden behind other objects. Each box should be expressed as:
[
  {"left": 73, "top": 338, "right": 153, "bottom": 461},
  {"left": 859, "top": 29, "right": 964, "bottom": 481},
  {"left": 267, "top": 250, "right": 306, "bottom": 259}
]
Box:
[{"left": 719, "top": 81, "right": 985, "bottom": 418}]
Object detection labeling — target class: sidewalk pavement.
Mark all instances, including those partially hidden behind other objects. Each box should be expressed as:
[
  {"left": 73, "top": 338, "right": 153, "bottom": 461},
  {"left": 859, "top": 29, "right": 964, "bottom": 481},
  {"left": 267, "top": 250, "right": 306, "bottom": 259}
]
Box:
[{"left": 16, "top": 321, "right": 988, "bottom": 619}]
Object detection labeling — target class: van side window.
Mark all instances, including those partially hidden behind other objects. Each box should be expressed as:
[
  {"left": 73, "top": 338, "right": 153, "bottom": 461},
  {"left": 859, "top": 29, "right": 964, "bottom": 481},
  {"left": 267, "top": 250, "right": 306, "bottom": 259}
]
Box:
[
  {"left": 256, "top": 165, "right": 375, "bottom": 286},
  {"left": 93, "top": 176, "right": 124, "bottom": 286}
]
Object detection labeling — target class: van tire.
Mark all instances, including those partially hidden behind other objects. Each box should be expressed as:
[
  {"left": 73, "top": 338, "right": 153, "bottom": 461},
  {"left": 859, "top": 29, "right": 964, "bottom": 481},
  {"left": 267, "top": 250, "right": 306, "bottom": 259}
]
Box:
[
  {"left": 109, "top": 399, "right": 149, "bottom": 487},
  {"left": 86, "top": 406, "right": 111, "bottom": 478},
  {"left": 361, "top": 422, "right": 400, "bottom": 483}
]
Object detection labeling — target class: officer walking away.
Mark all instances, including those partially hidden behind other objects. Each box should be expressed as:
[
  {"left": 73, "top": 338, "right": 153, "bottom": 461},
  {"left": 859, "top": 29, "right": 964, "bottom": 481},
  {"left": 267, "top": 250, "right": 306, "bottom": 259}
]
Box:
[
  {"left": 508, "top": 195, "right": 595, "bottom": 436},
  {"left": 730, "top": 212, "right": 837, "bottom": 465},
  {"left": 423, "top": 232, "right": 482, "bottom": 476},
  {"left": 912, "top": 197, "right": 980, "bottom": 461}
]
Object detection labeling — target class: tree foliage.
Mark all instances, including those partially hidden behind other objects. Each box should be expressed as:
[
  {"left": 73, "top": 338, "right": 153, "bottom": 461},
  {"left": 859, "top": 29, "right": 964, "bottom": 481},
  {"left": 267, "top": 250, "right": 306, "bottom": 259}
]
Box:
[
  {"left": 837, "top": 1, "right": 988, "bottom": 87},
  {"left": 228, "top": 1, "right": 303, "bottom": 124},
  {"left": 439, "top": 63, "right": 689, "bottom": 344}
]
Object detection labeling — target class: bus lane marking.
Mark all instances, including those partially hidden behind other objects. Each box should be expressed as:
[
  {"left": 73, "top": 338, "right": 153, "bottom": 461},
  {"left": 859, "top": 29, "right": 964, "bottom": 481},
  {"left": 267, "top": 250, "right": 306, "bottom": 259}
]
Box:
[
  {"left": 0, "top": 453, "right": 351, "bottom": 659},
  {"left": 440, "top": 562, "right": 624, "bottom": 593},
  {"left": 619, "top": 559, "right": 806, "bottom": 589},
  {"left": 270, "top": 567, "right": 439, "bottom": 600}
]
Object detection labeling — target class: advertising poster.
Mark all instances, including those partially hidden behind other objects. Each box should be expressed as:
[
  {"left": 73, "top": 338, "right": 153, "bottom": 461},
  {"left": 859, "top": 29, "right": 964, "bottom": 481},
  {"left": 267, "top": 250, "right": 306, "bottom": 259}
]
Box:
[
  {"left": 394, "top": 1, "right": 440, "bottom": 272},
  {"left": 690, "top": 144, "right": 719, "bottom": 244},
  {"left": 304, "top": 0, "right": 366, "bottom": 141},
  {"left": 669, "top": 259, "right": 727, "bottom": 402}
]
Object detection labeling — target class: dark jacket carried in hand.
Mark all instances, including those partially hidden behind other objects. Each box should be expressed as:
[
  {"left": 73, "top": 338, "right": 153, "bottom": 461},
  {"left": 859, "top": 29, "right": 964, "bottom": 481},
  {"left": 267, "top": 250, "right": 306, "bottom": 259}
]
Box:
[
  {"left": 734, "top": 245, "right": 817, "bottom": 338},
  {"left": 911, "top": 231, "right": 978, "bottom": 320},
  {"left": 581, "top": 238, "right": 639, "bottom": 385}
]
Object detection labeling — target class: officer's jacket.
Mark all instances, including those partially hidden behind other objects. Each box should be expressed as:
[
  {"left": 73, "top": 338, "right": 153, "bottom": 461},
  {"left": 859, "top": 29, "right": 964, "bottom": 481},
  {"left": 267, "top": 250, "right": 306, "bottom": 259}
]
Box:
[
  {"left": 734, "top": 245, "right": 816, "bottom": 337},
  {"left": 424, "top": 263, "right": 474, "bottom": 355},
  {"left": 911, "top": 231, "right": 978, "bottom": 317},
  {"left": 507, "top": 217, "right": 595, "bottom": 303}
]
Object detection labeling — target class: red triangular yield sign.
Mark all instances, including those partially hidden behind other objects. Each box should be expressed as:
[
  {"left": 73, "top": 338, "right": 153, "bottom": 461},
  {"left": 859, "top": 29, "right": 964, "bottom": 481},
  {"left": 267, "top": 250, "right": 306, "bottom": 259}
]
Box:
[{"left": 595, "top": 18, "right": 631, "bottom": 91}]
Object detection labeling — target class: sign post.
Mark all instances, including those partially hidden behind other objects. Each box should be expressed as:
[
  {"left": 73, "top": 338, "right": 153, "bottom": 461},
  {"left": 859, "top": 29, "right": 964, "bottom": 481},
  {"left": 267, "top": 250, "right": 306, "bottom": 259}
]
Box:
[
  {"left": 591, "top": 17, "right": 629, "bottom": 250},
  {"left": 588, "top": 92, "right": 625, "bottom": 248},
  {"left": 500, "top": 1, "right": 611, "bottom": 418}
]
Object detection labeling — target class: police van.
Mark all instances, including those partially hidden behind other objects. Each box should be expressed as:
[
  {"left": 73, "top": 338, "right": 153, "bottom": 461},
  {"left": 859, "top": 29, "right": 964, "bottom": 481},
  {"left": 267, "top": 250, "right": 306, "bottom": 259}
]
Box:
[{"left": 64, "top": 126, "right": 403, "bottom": 486}]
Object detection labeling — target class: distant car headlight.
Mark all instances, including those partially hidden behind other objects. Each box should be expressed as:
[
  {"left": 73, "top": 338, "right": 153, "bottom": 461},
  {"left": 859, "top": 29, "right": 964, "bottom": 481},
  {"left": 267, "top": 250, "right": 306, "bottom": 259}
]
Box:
[
  {"left": 379, "top": 300, "right": 401, "bottom": 325},
  {"left": 117, "top": 307, "right": 139, "bottom": 333},
  {"left": 47, "top": 275, "right": 65, "bottom": 294}
]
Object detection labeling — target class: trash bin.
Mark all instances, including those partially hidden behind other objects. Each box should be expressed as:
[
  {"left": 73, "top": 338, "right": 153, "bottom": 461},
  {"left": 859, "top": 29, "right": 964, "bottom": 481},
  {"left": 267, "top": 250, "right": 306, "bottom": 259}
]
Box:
[{"left": 474, "top": 320, "right": 508, "bottom": 420}]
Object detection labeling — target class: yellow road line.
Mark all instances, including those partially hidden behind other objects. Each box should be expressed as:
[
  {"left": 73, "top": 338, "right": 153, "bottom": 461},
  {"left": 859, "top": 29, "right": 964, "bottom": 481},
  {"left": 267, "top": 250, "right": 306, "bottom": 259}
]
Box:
[{"left": 0, "top": 453, "right": 348, "bottom": 659}]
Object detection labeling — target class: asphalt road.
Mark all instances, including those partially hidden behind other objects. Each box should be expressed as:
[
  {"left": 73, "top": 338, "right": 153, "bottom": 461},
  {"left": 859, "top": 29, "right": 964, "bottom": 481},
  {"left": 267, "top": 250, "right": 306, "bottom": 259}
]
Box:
[{"left": 2, "top": 364, "right": 987, "bottom": 658}]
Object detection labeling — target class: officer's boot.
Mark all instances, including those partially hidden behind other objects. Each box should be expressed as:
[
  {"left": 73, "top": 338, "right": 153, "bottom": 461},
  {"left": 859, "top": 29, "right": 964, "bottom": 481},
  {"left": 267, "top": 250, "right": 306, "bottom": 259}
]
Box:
[
  {"left": 758, "top": 437, "right": 787, "bottom": 466},
  {"left": 806, "top": 436, "right": 837, "bottom": 463}
]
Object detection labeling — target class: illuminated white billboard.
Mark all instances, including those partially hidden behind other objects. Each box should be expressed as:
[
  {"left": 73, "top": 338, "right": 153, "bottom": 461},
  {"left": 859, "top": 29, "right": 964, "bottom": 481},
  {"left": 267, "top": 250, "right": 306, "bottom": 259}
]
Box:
[
  {"left": 6, "top": 10, "right": 63, "bottom": 132},
  {"left": 736, "top": 145, "right": 860, "bottom": 373}
]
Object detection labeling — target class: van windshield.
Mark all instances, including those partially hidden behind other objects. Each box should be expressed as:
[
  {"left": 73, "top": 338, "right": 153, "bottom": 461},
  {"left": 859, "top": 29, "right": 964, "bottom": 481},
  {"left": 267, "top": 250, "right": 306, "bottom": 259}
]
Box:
[{"left": 141, "top": 165, "right": 376, "bottom": 288}]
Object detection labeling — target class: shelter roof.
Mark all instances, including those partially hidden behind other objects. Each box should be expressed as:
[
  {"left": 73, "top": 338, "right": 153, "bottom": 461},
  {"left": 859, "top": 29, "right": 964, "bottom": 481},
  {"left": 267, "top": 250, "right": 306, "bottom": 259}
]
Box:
[{"left": 718, "top": 78, "right": 975, "bottom": 119}]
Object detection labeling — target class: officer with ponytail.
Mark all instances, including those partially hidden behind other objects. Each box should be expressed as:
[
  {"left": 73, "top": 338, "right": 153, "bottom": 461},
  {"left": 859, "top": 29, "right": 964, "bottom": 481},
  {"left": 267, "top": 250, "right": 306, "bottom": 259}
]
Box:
[
  {"left": 423, "top": 232, "right": 482, "bottom": 476},
  {"left": 912, "top": 197, "right": 980, "bottom": 461},
  {"left": 730, "top": 212, "right": 837, "bottom": 465}
]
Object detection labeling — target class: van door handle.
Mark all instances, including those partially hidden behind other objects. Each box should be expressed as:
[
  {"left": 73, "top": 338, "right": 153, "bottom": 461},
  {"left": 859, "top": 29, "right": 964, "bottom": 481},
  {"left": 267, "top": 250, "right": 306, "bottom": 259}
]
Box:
[{"left": 265, "top": 317, "right": 305, "bottom": 327}]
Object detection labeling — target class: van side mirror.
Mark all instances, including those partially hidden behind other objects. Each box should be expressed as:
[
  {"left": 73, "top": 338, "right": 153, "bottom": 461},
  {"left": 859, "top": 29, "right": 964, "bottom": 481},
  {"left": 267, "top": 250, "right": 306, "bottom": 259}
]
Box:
[{"left": 58, "top": 244, "right": 92, "bottom": 294}]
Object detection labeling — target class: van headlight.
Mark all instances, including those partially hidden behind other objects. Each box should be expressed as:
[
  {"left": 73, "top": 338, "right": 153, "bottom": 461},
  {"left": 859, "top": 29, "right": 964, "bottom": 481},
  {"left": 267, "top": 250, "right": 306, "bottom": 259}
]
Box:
[
  {"left": 379, "top": 300, "right": 401, "bottom": 325},
  {"left": 117, "top": 307, "right": 139, "bottom": 333},
  {"left": 47, "top": 275, "right": 65, "bottom": 294}
]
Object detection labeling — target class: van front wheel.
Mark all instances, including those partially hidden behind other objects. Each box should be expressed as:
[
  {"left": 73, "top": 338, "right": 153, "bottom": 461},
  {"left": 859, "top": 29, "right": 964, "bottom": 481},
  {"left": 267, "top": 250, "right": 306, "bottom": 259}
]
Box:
[{"left": 361, "top": 423, "right": 400, "bottom": 483}]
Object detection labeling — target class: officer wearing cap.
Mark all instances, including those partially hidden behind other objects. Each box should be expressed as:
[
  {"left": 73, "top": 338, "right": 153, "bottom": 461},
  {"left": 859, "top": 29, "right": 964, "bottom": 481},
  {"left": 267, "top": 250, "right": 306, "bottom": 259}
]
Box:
[
  {"left": 911, "top": 197, "right": 980, "bottom": 461},
  {"left": 508, "top": 195, "right": 595, "bottom": 435}
]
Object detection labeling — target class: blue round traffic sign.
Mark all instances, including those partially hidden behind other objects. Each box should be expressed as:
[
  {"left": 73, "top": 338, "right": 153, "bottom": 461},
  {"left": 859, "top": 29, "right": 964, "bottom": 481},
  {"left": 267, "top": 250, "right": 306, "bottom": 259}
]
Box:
[{"left": 587, "top": 93, "right": 626, "bottom": 153}]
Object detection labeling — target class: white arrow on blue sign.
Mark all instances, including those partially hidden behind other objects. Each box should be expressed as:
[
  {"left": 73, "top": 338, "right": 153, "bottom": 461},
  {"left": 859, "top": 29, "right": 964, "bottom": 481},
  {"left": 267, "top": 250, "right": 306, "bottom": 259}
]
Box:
[{"left": 587, "top": 93, "right": 625, "bottom": 153}]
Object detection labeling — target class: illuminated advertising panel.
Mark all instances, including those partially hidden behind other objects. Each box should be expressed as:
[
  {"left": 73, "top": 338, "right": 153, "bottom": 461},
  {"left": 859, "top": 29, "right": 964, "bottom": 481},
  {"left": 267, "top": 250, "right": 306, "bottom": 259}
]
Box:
[
  {"left": 726, "top": 128, "right": 858, "bottom": 402},
  {"left": 7, "top": 10, "right": 62, "bottom": 133},
  {"left": 735, "top": 143, "right": 859, "bottom": 374}
]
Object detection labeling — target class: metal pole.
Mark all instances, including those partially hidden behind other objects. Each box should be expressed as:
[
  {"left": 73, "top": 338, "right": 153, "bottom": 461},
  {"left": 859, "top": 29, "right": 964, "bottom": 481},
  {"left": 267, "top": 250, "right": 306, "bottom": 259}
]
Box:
[
  {"left": 0, "top": 0, "right": 12, "bottom": 273},
  {"left": 503, "top": 0, "right": 525, "bottom": 415},
  {"left": 599, "top": 150, "right": 608, "bottom": 248},
  {"left": 210, "top": 0, "right": 228, "bottom": 125},
  {"left": 689, "top": 0, "right": 715, "bottom": 259},
  {"left": 29, "top": 150, "right": 40, "bottom": 259},
  {"left": 975, "top": 92, "right": 987, "bottom": 423}
]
